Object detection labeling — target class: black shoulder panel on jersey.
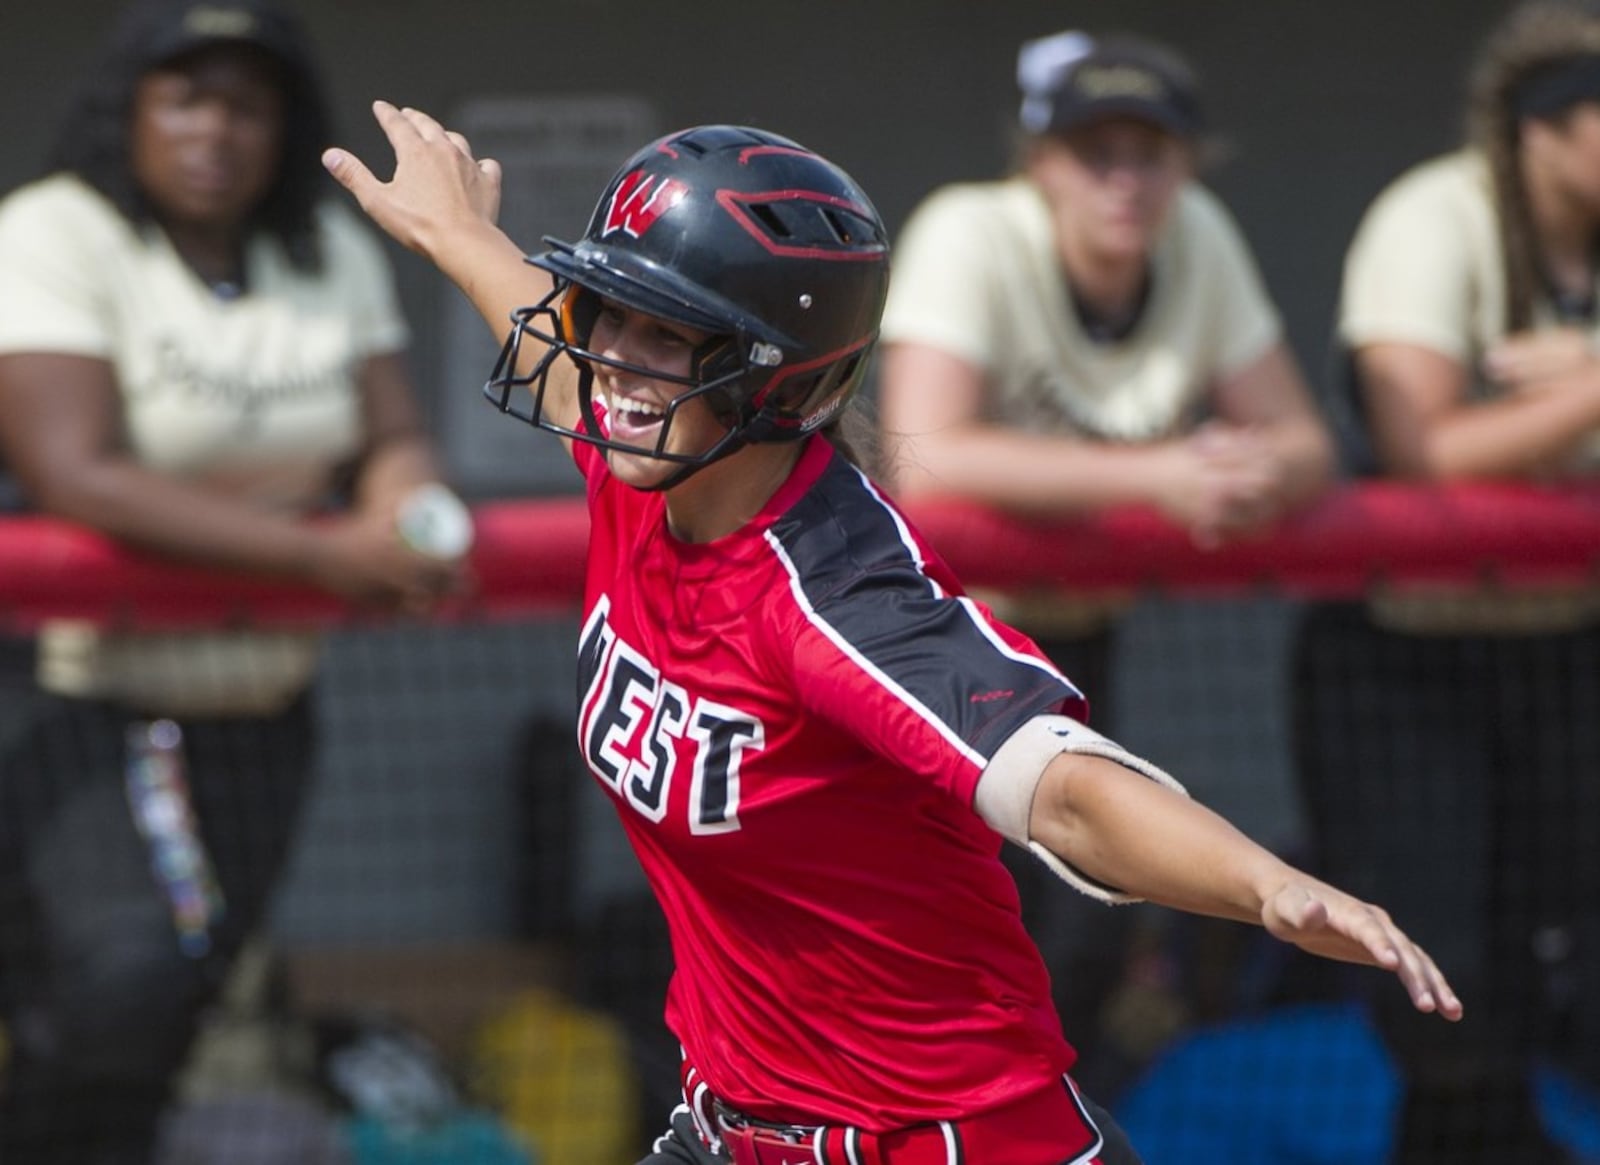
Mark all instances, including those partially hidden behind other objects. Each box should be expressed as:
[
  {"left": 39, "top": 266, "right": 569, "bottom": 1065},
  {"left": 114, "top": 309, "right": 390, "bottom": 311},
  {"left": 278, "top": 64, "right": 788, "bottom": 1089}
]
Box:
[{"left": 767, "top": 456, "right": 1080, "bottom": 757}]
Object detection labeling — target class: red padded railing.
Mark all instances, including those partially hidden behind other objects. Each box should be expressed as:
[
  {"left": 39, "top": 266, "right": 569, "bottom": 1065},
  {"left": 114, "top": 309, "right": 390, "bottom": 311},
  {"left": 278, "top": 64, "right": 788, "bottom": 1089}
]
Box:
[
  {"left": 0, "top": 481, "right": 1597, "bottom": 628},
  {"left": 910, "top": 480, "right": 1600, "bottom": 596}
]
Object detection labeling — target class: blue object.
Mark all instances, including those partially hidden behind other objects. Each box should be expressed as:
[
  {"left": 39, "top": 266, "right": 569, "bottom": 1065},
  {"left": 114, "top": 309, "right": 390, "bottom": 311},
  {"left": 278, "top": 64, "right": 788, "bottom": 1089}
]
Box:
[
  {"left": 1116, "top": 1002, "right": 1600, "bottom": 1165},
  {"left": 345, "top": 1112, "right": 535, "bottom": 1165},
  {"left": 1539, "top": 1062, "right": 1600, "bottom": 1163}
]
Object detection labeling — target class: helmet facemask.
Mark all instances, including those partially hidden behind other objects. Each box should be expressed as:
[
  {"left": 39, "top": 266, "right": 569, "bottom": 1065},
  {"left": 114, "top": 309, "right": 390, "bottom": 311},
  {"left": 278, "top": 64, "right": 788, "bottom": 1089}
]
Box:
[
  {"left": 483, "top": 282, "right": 767, "bottom": 489},
  {"left": 481, "top": 124, "right": 891, "bottom": 489}
]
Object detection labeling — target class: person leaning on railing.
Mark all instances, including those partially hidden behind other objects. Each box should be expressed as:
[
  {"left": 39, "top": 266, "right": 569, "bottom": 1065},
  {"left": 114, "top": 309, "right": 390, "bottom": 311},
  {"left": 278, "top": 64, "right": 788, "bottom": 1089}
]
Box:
[
  {"left": 1292, "top": 3, "right": 1600, "bottom": 1162},
  {"left": 0, "top": 1, "right": 466, "bottom": 1162},
  {"left": 874, "top": 28, "right": 1335, "bottom": 1101}
]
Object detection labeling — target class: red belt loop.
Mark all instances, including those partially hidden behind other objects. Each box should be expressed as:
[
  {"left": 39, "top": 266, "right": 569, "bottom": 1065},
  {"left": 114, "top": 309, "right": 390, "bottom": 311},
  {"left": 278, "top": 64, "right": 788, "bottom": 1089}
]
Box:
[
  {"left": 823, "top": 1124, "right": 879, "bottom": 1165},
  {"left": 858, "top": 1126, "right": 888, "bottom": 1165}
]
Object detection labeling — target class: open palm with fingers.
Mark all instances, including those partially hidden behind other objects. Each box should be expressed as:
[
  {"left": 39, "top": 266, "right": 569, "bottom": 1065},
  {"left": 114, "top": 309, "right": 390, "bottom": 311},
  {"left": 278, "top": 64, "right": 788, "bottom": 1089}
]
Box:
[
  {"left": 322, "top": 100, "right": 502, "bottom": 260},
  {"left": 1261, "top": 879, "right": 1462, "bottom": 1020}
]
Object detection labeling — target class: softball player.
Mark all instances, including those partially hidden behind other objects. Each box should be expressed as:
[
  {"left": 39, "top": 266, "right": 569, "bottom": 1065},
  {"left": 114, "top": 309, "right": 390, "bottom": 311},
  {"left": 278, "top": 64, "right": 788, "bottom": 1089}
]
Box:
[{"left": 324, "top": 103, "right": 1461, "bottom": 1165}]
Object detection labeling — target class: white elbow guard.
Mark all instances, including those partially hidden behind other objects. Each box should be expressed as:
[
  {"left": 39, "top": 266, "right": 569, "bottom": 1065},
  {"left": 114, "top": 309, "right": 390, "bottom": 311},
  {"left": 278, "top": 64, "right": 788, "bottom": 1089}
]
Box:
[{"left": 976, "top": 714, "right": 1188, "bottom": 904}]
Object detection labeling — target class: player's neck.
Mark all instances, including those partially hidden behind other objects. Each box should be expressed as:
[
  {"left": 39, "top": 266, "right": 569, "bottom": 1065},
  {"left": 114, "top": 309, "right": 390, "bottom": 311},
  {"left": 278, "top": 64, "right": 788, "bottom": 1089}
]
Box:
[{"left": 664, "top": 440, "right": 803, "bottom": 544}]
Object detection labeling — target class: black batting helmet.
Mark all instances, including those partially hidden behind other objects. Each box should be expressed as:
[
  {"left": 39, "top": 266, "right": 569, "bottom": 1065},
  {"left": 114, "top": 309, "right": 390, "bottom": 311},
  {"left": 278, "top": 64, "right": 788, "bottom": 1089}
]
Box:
[{"left": 484, "top": 124, "right": 890, "bottom": 485}]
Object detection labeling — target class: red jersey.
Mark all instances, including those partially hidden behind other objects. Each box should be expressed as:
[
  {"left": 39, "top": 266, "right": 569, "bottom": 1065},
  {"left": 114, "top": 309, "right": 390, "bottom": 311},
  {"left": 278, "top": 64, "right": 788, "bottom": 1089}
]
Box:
[{"left": 571, "top": 435, "right": 1087, "bottom": 1131}]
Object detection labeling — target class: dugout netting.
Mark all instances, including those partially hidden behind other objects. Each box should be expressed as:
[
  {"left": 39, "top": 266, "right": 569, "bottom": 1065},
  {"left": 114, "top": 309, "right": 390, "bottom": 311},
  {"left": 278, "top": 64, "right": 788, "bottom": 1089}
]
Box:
[{"left": 2, "top": 483, "right": 1598, "bottom": 1164}]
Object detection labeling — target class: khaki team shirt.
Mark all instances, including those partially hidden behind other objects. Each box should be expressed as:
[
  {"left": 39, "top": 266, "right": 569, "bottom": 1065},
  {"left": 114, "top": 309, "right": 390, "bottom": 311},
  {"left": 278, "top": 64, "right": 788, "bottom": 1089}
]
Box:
[
  {"left": 1340, "top": 149, "right": 1600, "bottom": 632},
  {"left": 0, "top": 174, "right": 410, "bottom": 713},
  {"left": 879, "top": 176, "right": 1282, "bottom": 630},
  {"left": 879, "top": 176, "right": 1282, "bottom": 441}
]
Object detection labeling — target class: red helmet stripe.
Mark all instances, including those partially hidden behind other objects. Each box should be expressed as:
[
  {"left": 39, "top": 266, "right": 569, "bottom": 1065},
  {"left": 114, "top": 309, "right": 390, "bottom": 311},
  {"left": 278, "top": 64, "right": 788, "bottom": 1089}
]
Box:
[
  {"left": 736, "top": 144, "right": 815, "bottom": 164},
  {"left": 715, "top": 189, "right": 887, "bottom": 261}
]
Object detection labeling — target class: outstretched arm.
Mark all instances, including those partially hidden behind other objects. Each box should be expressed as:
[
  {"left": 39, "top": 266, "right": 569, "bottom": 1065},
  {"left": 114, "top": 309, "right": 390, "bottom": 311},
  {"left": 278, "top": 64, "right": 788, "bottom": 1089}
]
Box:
[
  {"left": 322, "top": 101, "right": 580, "bottom": 436},
  {"left": 1026, "top": 747, "right": 1462, "bottom": 1020}
]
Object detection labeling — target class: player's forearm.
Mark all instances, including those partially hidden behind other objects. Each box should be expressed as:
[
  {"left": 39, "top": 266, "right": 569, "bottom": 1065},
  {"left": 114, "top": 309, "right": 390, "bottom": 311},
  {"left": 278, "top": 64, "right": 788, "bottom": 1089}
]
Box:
[
  {"left": 1029, "top": 751, "right": 1290, "bottom": 924},
  {"left": 892, "top": 427, "right": 1187, "bottom": 517},
  {"left": 430, "top": 217, "right": 551, "bottom": 344}
]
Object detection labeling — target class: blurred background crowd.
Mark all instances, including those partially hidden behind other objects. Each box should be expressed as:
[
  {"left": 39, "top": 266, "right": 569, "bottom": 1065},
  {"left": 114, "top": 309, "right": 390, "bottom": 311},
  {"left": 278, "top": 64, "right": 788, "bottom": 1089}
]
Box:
[{"left": 2, "top": 1, "right": 1600, "bottom": 1163}]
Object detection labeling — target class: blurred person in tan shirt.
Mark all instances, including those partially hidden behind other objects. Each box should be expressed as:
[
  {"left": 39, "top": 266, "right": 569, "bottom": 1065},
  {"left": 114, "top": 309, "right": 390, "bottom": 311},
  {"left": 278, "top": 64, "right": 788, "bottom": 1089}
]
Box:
[
  {"left": 1294, "top": 3, "right": 1600, "bottom": 1162},
  {"left": 0, "top": 2, "right": 464, "bottom": 1161},
  {"left": 877, "top": 28, "right": 1332, "bottom": 1101}
]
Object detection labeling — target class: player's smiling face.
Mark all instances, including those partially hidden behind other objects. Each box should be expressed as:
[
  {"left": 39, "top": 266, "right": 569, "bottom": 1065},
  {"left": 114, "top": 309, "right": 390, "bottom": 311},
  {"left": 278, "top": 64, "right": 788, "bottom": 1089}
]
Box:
[{"left": 588, "top": 298, "right": 726, "bottom": 488}]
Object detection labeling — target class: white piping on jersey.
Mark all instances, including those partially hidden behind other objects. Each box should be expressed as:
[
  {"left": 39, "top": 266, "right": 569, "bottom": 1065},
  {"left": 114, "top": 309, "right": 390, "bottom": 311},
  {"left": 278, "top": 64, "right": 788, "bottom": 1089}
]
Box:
[
  {"left": 764, "top": 526, "right": 987, "bottom": 770},
  {"left": 692, "top": 1080, "right": 716, "bottom": 1150},
  {"left": 764, "top": 463, "right": 1077, "bottom": 771},
  {"left": 957, "top": 594, "right": 1080, "bottom": 691},
  {"left": 682, "top": 1062, "right": 721, "bottom": 1154},
  {"left": 854, "top": 461, "right": 1076, "bottom": 696},
  {"left": 1062, "top": 1072, "right": 1107, "bottom": 1165},
  {"left": 848, "top": 464, "right": 947, "bottom": 598},
  {"left": 656, "top": 1103, "right": 692, "bottom": 1154},
  {"left": 821, "top": 1120, "right": 956, "bottom": 1165}
]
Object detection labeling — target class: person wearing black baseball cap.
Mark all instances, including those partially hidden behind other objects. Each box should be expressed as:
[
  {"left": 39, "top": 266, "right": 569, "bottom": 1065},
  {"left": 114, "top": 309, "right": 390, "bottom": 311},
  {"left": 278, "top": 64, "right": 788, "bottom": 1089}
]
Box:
[
  {"left": 879, "top": 28, "right": 1333, "bottom": 1103},
  {"left": 0, "top": 1, "right": 464, "bottom": 1162}
]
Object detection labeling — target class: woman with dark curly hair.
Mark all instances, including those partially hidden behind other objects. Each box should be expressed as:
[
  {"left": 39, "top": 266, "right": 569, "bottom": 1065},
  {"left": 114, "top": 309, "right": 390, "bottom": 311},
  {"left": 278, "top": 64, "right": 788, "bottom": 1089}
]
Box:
[
  {"left": 0, "top": 1, "right": 466, "bottom": 1161},
  {"left": 1295, "top": 2, "right": 1600, "bottom": 1161}
]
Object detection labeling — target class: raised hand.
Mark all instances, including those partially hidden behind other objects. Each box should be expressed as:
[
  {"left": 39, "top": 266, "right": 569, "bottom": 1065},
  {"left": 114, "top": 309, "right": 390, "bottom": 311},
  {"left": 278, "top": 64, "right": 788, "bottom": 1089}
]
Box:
[{"left": 322, "top": 100, "right": 502, "bottom": 261}]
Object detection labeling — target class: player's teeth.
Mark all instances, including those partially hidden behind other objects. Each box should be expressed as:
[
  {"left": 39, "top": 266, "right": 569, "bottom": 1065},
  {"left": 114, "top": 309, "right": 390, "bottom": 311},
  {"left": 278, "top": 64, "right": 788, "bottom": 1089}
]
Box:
[{"left": 614, "top": 397, "right": 664, "bottom": 419}]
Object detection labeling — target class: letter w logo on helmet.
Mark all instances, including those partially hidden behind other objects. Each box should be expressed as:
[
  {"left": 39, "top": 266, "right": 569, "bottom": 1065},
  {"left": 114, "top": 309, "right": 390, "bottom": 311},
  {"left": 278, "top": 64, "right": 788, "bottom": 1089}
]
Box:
[{"left": 601, "top": 171, "right": 689, "bottom": 238}]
